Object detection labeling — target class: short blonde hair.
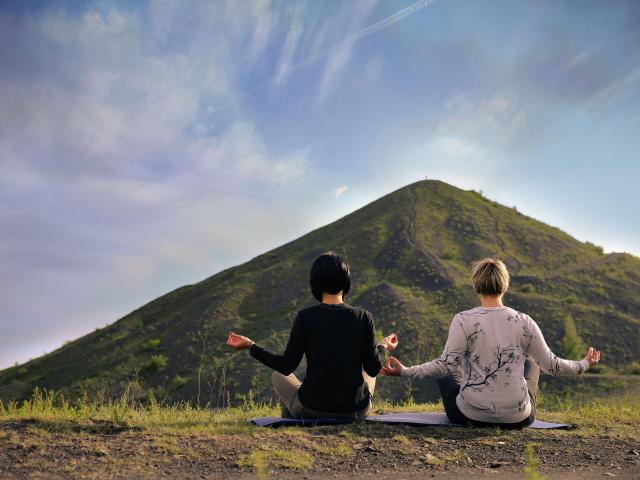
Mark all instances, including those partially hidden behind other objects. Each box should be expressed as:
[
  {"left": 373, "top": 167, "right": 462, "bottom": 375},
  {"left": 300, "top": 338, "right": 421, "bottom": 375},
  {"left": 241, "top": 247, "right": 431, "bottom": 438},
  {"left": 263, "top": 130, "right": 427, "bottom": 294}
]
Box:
[{"left": 471, "top": 258, "right": 510, "bottom": 296}]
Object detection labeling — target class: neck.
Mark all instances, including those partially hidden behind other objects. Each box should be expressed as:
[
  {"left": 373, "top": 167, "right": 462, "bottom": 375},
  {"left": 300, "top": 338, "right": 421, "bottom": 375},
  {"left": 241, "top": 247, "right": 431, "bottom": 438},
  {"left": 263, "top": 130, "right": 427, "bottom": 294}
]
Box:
[
  {"left": 479, "top": 294, "right": 504, "bottom": 308},
  {"left": 321, "top": 292, "right": 343, "bottom": 304}
]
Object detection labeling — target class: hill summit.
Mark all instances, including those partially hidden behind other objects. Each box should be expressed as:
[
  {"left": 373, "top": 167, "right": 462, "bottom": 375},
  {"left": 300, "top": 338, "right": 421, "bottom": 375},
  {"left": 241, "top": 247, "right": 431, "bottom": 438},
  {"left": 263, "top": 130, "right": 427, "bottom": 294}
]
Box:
[{"left": 1, "top": 180, "right": 638, "bottom": 404}]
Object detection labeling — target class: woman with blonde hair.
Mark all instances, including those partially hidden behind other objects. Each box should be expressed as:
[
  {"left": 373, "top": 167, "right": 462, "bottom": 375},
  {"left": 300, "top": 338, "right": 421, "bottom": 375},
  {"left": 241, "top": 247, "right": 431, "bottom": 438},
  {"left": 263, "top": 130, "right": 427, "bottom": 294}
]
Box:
[{"left": 383, "top": 258, "right": 600, "bottom": 428}]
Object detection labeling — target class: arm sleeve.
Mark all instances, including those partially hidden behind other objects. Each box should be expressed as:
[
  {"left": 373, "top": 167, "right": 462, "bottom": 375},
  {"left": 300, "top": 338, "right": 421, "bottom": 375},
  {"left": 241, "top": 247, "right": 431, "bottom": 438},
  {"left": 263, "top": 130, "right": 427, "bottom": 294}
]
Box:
[
  {"left": 400, "top": 315, "right": 468, "bottom": 380},
  {"left": 525, "top": 316, "right": 589, "bottom": 376},
  {"left": 362, "top": 312, "right": 386, "bottom": 377},
  {"left": 249, "top": 312, "right": 305, "bottom": 375}
]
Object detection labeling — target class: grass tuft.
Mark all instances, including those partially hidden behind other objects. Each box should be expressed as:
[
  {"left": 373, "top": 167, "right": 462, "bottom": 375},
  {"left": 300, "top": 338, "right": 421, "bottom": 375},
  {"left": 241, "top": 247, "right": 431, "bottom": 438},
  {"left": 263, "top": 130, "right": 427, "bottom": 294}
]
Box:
[{"left": 524, "top": 443, "right": 544, "bottom": 480}]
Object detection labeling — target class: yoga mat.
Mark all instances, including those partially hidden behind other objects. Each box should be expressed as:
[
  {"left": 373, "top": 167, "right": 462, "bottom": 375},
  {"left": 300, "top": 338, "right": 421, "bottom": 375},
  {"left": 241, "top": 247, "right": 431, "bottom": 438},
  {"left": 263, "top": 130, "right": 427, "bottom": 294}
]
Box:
[
  {"left": 250, "top": 412, "right": 572, "bottom": 429},
  {"left": 250, "top": 417, "right": 354, "bottom": 427},
  {"left": 364, "top": 412, "right": 573, "bottom": 429}
]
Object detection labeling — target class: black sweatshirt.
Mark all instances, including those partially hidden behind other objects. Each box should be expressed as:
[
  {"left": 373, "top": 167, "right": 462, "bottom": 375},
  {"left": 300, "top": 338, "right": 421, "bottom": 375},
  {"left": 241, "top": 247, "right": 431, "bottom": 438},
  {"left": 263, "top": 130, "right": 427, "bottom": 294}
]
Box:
[{"left": 249, "top": 302, "right": 386, "bottom": 412}]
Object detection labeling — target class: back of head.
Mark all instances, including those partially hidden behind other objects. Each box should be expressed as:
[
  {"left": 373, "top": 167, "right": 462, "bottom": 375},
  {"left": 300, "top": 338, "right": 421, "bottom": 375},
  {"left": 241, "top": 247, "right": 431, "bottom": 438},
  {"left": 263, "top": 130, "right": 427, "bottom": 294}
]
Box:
[
  {"left": 471, "top": 258, "right": 510, "bottom": 296},
  {"left": 309, "top": 251, "right": 351, "bottom": 302}
]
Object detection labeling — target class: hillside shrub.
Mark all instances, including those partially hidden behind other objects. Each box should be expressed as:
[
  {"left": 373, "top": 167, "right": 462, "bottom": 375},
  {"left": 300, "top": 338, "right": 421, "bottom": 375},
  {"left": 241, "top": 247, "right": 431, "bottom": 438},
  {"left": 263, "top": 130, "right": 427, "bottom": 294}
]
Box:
[
  {"left": 588, "top": 364, "right": 615, "bottom": 375},
  {"left": 441, "top": 249, "right": 456, "bottom": 260},
  {"left": 172, "top": 375, "right": 189, "bottom": 389},
  {"left": 585, "top": 241, "right": 604, "bottom": 255},
  {"left": 520, "top": 283, "right": 535, "bottom": 294},
  {"left": 625, "top": 362, "right": 640, "bottom": 375},
  {"left": 562, "top": 316, "right": 586, "bottom": 360},
  {"left": 144, "top": 355, "right": 168, "bottom": 373},
  {"left": 143, "top": 339, "right": 161, "bottom": 351}
]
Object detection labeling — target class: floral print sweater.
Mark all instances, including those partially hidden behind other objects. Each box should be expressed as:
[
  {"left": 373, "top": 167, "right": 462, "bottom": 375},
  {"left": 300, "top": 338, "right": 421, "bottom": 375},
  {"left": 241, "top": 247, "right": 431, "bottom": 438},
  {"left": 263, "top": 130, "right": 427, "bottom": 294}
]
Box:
[{"left": 401, "top": 306, "right": 590, "bottom": 423}]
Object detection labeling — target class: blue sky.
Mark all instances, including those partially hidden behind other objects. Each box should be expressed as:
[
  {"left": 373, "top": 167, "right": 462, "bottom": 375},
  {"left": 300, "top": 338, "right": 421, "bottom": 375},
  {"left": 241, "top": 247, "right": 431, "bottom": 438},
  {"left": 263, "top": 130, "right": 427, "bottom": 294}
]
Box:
[{"left": 1, "top": 0, "right": 639, "bottom": 369}]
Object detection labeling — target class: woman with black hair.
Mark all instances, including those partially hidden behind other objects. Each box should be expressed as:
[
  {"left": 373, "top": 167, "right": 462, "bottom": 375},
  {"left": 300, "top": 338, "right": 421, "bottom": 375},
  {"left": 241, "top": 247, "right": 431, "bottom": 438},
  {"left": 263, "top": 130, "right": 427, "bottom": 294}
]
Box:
[{"left": 227, "top": 251, "right": 397, "bottom": 419}]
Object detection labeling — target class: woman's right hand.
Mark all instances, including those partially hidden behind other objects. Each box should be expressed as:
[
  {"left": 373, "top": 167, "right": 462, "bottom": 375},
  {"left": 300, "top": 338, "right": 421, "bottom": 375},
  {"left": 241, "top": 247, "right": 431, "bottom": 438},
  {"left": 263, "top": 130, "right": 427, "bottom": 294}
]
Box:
[
  {"left": 584, "top": 347, "right": 601, "bottom": 366},
  {"left": 381, "top": 356, "right": 405, "bottom": 376},
  {"left": 381, "top": 332, "right": 398, "bottom": 352},
  {"left": 227, "top": 331, "right": 254, "bottom": 350}
]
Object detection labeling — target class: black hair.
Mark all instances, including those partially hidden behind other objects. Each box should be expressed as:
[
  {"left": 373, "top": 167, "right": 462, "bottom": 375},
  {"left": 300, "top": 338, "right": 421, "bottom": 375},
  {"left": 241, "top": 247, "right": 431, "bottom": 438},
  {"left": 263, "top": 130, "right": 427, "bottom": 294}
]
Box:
[{"left": 309, "top": 251, "right": 351, "bottom": 302}]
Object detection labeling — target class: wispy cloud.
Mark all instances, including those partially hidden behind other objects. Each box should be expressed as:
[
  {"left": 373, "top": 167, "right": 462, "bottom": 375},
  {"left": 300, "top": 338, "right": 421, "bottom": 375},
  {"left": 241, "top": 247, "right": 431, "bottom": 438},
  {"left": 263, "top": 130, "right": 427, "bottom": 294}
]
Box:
[
  {"left": 0, "top": 2, "right": 314, "bottom": 368},
  {"left": 213, "top": 0, "right": 436, "bottom": 110},
  {"left": 315, "top": 1, "right": 378, "bottom": 104},
  {"left": 274, "top": 6, "right": 304, "bottom": 87},
  {"left": 587, "top": 66, "right": 640, "bottom": 109},
  {"left": 326, "top": 185, "right": 349, "bottom": 198},
  {"left": 248, "top": 0, "right": 278, "bottom": 68}
]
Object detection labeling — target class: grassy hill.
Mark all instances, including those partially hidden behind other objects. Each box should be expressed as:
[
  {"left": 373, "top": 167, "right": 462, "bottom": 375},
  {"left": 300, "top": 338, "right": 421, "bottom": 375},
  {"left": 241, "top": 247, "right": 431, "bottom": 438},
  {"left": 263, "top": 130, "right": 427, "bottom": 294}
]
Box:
[{"left": 1, "top": 180, "right": 638, "bottom": 405}]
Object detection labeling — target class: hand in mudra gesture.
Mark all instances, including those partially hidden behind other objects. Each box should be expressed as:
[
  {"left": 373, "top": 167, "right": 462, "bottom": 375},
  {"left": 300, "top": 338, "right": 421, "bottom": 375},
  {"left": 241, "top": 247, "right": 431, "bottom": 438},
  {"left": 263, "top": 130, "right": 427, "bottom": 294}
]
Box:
[
  {"left": 585, "top": 346, "right": 601, "bottom": 366},
  {"left": 227, "top": 331, "right": 253, "bottom": 350},
  {"left": 381, "top": 332, "right": 398, "bottom": 352},
  {"left": 381, "top": 356, "right": 405, "bottom": 376}
]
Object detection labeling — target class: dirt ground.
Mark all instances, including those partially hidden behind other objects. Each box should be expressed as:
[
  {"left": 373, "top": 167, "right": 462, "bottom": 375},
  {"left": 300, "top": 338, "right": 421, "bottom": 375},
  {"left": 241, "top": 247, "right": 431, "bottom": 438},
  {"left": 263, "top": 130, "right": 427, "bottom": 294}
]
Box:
[{"left": 1, "top": 419, "right": 639, "bottom": 479}]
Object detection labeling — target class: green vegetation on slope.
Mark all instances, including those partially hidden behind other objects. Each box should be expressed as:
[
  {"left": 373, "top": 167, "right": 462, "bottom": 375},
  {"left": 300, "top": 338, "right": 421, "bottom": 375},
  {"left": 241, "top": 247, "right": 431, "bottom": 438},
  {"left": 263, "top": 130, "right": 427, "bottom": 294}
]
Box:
[{"left": 1, "top": 180, "right": 638, "bottom": 405}]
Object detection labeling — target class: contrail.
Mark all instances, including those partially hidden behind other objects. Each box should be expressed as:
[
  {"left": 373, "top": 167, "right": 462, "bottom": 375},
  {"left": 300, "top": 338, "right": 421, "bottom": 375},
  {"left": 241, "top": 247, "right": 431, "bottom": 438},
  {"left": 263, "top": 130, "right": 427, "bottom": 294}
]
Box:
[{"left": 209, "top": 0, "right": 435, "bottom": 113}]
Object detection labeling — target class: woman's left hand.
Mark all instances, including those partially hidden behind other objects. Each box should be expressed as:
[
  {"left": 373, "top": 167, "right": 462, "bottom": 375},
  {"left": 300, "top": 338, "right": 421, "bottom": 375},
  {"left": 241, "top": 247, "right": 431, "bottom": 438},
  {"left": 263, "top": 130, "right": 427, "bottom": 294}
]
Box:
[
  {"left": 381, "top": 332, "right": 398, "bottom": 352},
  {"left": 381, "top": 356, "right": 405, "bottom": 376},
  {"left": 227, "top": 331, "right": 253, "bottom": 350}
]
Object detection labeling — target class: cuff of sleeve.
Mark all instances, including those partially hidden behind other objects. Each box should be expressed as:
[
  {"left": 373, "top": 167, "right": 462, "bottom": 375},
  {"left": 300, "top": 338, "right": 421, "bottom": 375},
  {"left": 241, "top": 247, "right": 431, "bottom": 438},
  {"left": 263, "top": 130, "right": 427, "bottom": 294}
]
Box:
[
  {"left": 579, "top": 358, "right": 590, "bottom": 372},
  {"left": 399, "top": 366, "right": 413, "bottom": 378}
]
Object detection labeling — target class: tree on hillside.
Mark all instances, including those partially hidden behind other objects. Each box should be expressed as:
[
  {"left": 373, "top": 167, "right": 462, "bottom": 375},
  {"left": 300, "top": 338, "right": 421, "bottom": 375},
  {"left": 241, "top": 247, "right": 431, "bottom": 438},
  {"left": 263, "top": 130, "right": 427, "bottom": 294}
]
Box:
[{"left": 562, "top": 315, "right": 586, "bottom": 360}]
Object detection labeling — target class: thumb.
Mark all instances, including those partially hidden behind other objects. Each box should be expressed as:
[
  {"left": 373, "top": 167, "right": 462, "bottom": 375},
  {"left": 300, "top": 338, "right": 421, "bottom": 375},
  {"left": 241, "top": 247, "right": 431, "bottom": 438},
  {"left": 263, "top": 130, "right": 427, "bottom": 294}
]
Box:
[{"left": 386, "top": 357, "right": 399, "bottom": 369}]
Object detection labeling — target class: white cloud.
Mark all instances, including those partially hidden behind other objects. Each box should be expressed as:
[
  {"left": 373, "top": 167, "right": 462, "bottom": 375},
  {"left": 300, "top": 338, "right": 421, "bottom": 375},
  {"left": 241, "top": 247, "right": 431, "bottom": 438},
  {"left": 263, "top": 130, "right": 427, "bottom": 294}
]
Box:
[
  {"left": 274, "top": 7, "right": 304, "bottom": 87},
  {"left": 315, "top": 1, "right": 378, "bottom": 104},
  {"left": 325, "top": 185, "right": 349, "bottom": 198},
  {"left": 248, "top": 0, "right": 278, "bottom": 67},
  {"left": 0, "top": 3, "right": 315, "bottom": 368},
  {"left": 587, "top": 66, "right": 640, "bottom": 109}
]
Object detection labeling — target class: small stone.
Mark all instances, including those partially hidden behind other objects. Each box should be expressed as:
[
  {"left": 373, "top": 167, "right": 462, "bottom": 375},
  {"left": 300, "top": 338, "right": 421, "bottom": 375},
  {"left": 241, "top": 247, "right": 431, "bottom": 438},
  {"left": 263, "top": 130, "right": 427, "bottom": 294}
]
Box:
[{"left": 603, "top": 473, "right": 616, "bottom": 477}]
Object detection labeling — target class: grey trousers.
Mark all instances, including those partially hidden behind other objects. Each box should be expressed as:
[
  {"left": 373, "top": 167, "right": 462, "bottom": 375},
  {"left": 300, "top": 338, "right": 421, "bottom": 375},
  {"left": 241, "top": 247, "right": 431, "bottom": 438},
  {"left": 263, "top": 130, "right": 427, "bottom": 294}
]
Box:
[{"left": 271, "top": 371, "right": 375, "bottom": 419}]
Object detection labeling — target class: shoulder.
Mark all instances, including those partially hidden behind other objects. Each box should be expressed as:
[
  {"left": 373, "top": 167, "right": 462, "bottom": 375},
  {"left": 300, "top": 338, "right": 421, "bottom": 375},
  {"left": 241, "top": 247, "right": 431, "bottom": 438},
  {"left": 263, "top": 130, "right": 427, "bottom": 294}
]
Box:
[
  {"left": 456, "top": 307, "right": 483, "bottom": 322},
  {"left": 298, "top": 304, "right": 319, "bottom": 316},
  {"left": 505, "top": 307, "right": 533, "bottom": 323},
  {"left": 345, "top": 304, "right": 373, "bottom": 320},
  {"left": 458, "top": 307, "right": 480, "bottom": 316}
]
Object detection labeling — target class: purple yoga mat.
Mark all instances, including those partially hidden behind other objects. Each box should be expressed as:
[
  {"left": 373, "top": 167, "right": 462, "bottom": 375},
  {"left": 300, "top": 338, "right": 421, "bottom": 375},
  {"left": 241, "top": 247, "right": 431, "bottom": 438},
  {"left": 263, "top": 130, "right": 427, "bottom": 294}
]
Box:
[{"left": 250, "top": 412, "right": 572, "bottom": 429}]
